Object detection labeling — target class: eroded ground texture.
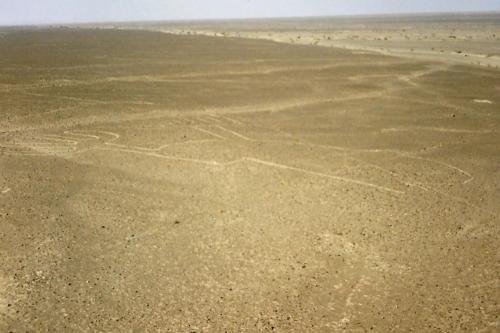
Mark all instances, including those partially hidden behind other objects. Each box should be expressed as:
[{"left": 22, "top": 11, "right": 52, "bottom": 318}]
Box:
[{"left": 0, "top": 28, "right": 499, "bottom": 332}]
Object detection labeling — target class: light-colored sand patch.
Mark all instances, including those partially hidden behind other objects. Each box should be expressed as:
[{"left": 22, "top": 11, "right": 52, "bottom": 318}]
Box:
[
  {"left": 473, "top": 99, "right": 493, "bottom": 104},
  {"left": 148, "top": 28, "right": 500, "bottom": 68}
]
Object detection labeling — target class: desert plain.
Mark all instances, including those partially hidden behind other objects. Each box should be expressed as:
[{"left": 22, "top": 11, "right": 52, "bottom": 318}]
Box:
[{"left": 0, "top": 13, "right": 499, "bottom": 332}]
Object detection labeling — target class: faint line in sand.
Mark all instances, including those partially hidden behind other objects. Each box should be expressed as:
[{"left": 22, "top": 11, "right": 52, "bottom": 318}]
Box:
[
  {"left": 105, "top": 139, "right": 218, "bottom": 152},
  {"left": 63, "top": 130, "right": 101, "bottom": 140},
  {"left": 21, "top": 92, "right": 111, "bottom": 105},
  {"left": 194, "top": 117, "right": 213, "bottom": 125},
  {"left": 213, "top": 125, "right": 253, "bottom": 141},
  {"left": 41, "top": 135, "right": 79, "bottom": 145},
  {"left": 218, "top": 115, "right": 244, "bottom": 125},
  {"left": 381, "top": 127, "right": 497, "bottom": 134},
  {"left": 61, "top": 128, "right": 474, "bottom": 186},
  {"left": 346, "top": 159, "right": 486, "bottom": 217},
  {"left": 241, "top": 157, "right": 404, "bottom": 195},
  {"left": 0, "top": 151, "right": 47, "bottom": 157},
  {"left": 204, "top": 115, "right": 224, "bottom": 124},
  {"left": 336, "top": 275, "right": 369, "bottom": 329},
  {"left": 61, "top": 128, "right": 220, "bottom": 153},
  {"left": 97, "top": 131, "right": 121, "bottom": 142},
  {"left": 263, "top": 139, "right": 474, "bottom": 185},
  {"left": 88, "top": 147, "right": 221, "bottom": 166},
  {"left": 75, "top": 147, "right": 403, "bottom": 195},
  {"left": 408, "top": 155, "right": 473, "bottom": 185},
  {"left": 189, "top": 126, "right": 227, "bottom": 140}
]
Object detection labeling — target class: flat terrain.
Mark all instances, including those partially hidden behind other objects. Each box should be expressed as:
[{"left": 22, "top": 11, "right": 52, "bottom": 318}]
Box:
[
  {"left": 130, "top": 13, "right": 500, "bottom": 68},
  {"left": 0, "top": 23, "right": 499, "bottom": 332}
]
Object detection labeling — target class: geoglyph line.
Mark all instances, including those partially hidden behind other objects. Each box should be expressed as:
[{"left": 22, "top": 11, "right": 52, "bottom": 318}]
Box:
[
  {"left": 382, "top": 127, "right": 497, "bottom": 134},
  {"left": 241, "top": 157, "right": 404, "bottom": 195},
  {"left": 254, "top": 138, "right": 474, "bottom": 185},
  {"left": 291, "top": 140, "right": 471, "bottom": 184},
  {"left": 189, "top": 126, "right": 227, "bottom": 140},
  {"left": 77, "top": 144, "right": 403, "bottom": 194},
  {"left": 204, "top": 115, "right": 224, "bottom": 124},
  {"left": 38, "top": 126, "right": 475, "bottom": 192},
  {"left": 90, "top": 147, "right": 221, "bottom": 166},
  {"left": 218, "top": 115, "right": 244, "bottom": 125},
  {"left": 213, "top": 125, "right": 253, "bottom": 141},
  {"left": 42, "top": 135, "right": 80, "bottom": 145},
  {"left": 64, "top": 130, "right": 101, "bottom": 140},
  {"left": 105, "top": 139, "right": 218, "bottom": 152}
]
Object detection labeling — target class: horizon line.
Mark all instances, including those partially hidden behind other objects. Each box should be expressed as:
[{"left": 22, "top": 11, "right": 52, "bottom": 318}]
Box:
[{"left": 1, "top": 10, "right": 500, "bottom": 28}]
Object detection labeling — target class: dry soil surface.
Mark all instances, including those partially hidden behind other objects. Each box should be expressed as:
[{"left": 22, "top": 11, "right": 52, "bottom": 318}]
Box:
[
  {"left": 128, "top": 13, "right": 500, "bottom": 68},
  {"left": 0, "top": 26, "right": 499, "bottom": 332}
]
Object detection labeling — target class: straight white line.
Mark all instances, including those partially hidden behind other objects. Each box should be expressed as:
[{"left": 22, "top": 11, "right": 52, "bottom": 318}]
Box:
[{"left": 214, "top": 125, "right": 253, "bottom": 141}]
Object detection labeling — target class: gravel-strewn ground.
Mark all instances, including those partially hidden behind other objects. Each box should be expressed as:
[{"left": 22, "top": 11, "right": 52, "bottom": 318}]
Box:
[{"left": 0, "top": 26, "right": 499, "bottom": 332}]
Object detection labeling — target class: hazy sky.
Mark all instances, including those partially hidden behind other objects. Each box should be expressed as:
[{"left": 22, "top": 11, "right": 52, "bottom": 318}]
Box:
[{"left": 1, "top": 0, "right": 500, "bottom": 25}]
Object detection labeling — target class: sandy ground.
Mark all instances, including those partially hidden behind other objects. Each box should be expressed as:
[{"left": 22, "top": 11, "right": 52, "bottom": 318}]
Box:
[
  {"left": 121, "top": 13, "right": 500, "bottom": 68},
  {"left": 0, "top": 20, "right": 499, "bottom": 332}
]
